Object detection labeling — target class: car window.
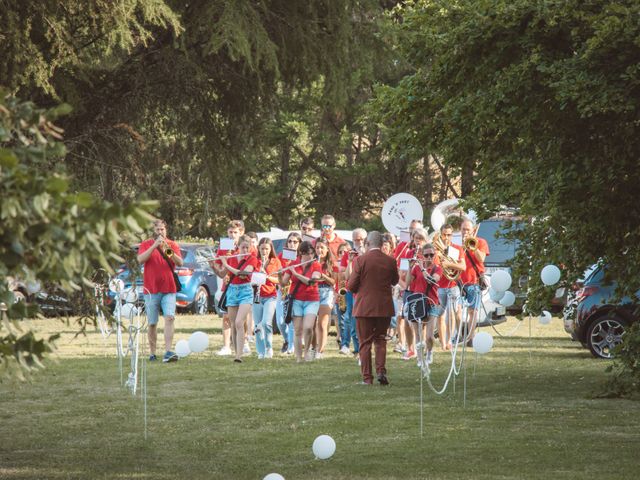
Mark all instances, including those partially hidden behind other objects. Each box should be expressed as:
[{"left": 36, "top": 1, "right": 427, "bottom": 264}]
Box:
[
  {"left": 195, "top": 247, "right": 215, "bottom": 263},
  {"left": 477, "top": 220, "right": 519, "bottom": 266}
]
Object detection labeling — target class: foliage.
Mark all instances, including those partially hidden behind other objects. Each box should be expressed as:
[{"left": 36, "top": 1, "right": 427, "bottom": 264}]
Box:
[
  {"left": 369, "top": 0, "right": 640, "bottom": 313},
  {"left": 0, "top": 91, "right": 156, "bottom": 380},
  {"left": 605, "top": 318, "right": 640, "bottom": 398}
]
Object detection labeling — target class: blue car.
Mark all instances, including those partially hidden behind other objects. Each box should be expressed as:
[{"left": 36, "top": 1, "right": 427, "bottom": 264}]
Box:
[{"left": 112, "top": 243, "right": 219, "bottom": 315}]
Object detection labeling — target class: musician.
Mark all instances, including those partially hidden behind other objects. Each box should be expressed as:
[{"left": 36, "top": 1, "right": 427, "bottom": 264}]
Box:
[
  {"left": 213, "top": 220, "right": 244, "bottom": 357},
  {"left": 435, "top": 224, "right": 466, "bottom": 350},
  {"left": 460, "top": 219, "right": 490, "bottom": 346},
  {"left": 276, "top": 232, "right": 302, "bottom": 354},
  {"left": 137, "top": 219, "right": 183, "bottom": 363},
  {"left": 320, "top": 214, "right": 344, "bottom": 263},
  {"left": 392, "top": 218, "right": 424, "bottom": 260},
  {"left": 338, "top": 228, "right": 367, "bottom": 357},
  {"left": 299, "top": 217, "right": 315, "bottom": 243},
  {"left": 252, "top": 238, "right": 282, "bottom": 359},
  {"left": 333, "top": 242, "right": 351, "bottom": 347},
  {"left": 218, "top": 235, "right": 260, "bottom": 363},
  {"left": 281, "top": 241, "right": 323, "bottom": 362},
  {"left": 347, "top": 231, "right": 399, "bottom": 385},
  {"left": 405, "top": 243, "right": 442, "bottom": 366},
  {"left": 313, "top": 237, "right": 337, "bottom": 360}
]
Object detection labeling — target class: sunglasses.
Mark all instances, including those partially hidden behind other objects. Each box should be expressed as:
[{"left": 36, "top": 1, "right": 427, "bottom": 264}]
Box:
[
  {"left": 322, "top": 225, "right": 335, "bottom": 229},
  {"left": 423, "top": 253, "right": 435, "bottom": 257},
  {"left": 288, "top": 239, "right": 300, "bottom": 244}
]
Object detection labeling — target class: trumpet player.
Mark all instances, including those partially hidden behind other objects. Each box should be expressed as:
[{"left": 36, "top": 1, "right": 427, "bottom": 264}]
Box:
[
  {"left": 338, "top": 228, "right": 367, "bottom": 357},
  {"left": 460, "top": 219, "right": 490, "bottom": 346},
  {"left": 435, "top": 224, "right": 466, "bottom": 350},
  {"left": 137, "top": 219, "right": 183, "bottom": 363}
]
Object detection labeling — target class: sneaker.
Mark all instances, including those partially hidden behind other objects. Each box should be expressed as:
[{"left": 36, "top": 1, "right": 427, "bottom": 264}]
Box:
[
  {"left": 417, "top": 358, "right": 423, "bottom": 368},
  {"left": 304, "top": 350, "right": 314, "bottom": 362},
  {"left": 257, "top": 353, "right": 265, "bottom": 360},
  {"left": 357, "top": 357, "right": 361, "bottom": 366},
  {"left": 162, "top": 351, "right": 178, "bottom": 363},
  {"left": 393, "top": 344, "right": 404, "bottom": 353},
  {"left": 286, "top": 348, "right": 294, "bottom": 355},
  {"left": 315, "top": 352, "right": 324, "bottom": 360},
  {"left": 402, "top": 350, "right": 416, "bottom": 360},
  {"left": 149, "top": 354, "right": 157, "bottom": 362},
  {"left": 266, "top": 348, "right": 273, "bottom": 359},
  {"left": 426, "top": 350, "right": 434, "bottom": 365},
  {"left": 339, "top": 345, "right": 350, "bottom": 355},
  {"left": 216, "top": 346, "right": 232, "bottom": 356},
  {"left": 243, "top": 343, "right": 251, "bottom": 355},
  {"left": 281, "top": 342, "right": 289, "bottom": 354}
]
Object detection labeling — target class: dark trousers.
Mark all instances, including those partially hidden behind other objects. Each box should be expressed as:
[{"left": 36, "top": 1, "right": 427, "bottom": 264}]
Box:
[{"left": 356, "top": 316, "right": 391, "bottom": 383}]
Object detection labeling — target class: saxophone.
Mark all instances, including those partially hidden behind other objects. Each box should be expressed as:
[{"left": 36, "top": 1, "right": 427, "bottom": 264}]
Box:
[{"left": 337, "top": 277, "right": 347, "bottom": 313}]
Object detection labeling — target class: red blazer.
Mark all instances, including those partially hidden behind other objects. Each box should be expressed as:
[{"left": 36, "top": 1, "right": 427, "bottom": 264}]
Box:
[{"left": 347, "top": 248, "right": 399, "bottom": 318}]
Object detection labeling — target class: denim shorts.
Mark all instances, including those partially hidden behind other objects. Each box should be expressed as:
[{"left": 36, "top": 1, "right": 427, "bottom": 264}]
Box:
[
  {"left": 292, "top": 299, "right": 320, "bottom": 317},
  {"left": 318, "top": 286, "right": 334, "bottom": 307},
  {"left": 144, "top": 293, "right": 176, "bottom": 326},
  {"left": 438, "top": 286, "right": 460, "bottom": 309},
  {"left": 226, "top": 283, "right": 253, "bottom": 307},
  {"left": 428, "top": 304, "right": 444, "bottom": 317},
  {"left": 462, "top": 284, "right": 481, "bottom": 308}
]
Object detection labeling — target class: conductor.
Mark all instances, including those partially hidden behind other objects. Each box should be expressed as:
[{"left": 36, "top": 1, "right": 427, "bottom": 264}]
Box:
[{"left": 347, "top": 231, "right": 399, "bottom": 385}]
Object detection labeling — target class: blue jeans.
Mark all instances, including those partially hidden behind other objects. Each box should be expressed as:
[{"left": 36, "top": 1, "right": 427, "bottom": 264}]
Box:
[
  {"left": 275, "top": 290, "right": 294, "bottom": 348},
  {"left": 252, "top": 296, "right": 277, "bottom": 357},
  {"left": 340, "top": 292, "right": 359, "bottom": 353}
]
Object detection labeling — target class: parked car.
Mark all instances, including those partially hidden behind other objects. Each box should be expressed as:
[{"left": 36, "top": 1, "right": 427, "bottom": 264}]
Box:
[
  {"left": 563, "top": 265, "right": 640, "bottom": 359},
  {"left": 7, "top": 276, "right": 74, "bottom": 317},
  {"left": 113, "top": 243, "right": 219, "bottom": 315}
]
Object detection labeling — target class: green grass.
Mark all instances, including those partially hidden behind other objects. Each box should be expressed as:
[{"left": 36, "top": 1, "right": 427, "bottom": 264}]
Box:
[{"left": 1, "top": 315, "right": 639, "bottom": 479}]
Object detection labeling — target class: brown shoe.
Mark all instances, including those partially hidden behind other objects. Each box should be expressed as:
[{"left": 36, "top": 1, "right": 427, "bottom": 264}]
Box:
[{"left": 377, "top": 374, "right": 389, "bottom": 386}]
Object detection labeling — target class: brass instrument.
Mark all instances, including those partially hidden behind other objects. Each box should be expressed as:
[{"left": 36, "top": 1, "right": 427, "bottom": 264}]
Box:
[
  {"left": 337, "top": 276, "right": 348, "bottom": 312},
  {"left": 157, "top": 236, "right": 173, "bottom": 257},
  {"left": 463, "top": 225, "right": 480, "bottom": 252},
  {"left": 432, "top": 233, "right": 461, "bottom": 282}
]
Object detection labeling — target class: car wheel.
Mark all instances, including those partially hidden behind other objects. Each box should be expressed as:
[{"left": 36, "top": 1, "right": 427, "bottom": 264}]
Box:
[
  {"left": 192, "top": 286, "right": 209, "bottom": 315},
  {"left": 586, "top": 314, "right": 628, "bottom": 359}
]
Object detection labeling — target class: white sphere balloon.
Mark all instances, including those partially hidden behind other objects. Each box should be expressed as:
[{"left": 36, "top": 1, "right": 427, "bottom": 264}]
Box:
[
  {"left": 122, "top": 288, "right": 138, "bottom": 304},
  {"left": 539, "top": 310, "right": 552, "bottom": 325},
  {"left": 312, "top": 434, "right": 336, "bottom": 460},
  {"left": 489, "top": 288, "right": 505, "bottom": 302},
  {"left": 188, "top": 331, "right": 209, "bottom": 353},
  {"left": 472, "top": 332, "right": 494, "bottom": 354},
  {"left": 175, "top": 339, "right": 191, "bottom": 358},
  {"left": 541, "top": 264, "right": 561, "bottom": 286},
  {"left": 263, "top": 474, "right": 285, "bottom": 480},
  {"left": 490, "top": 270, "right": 512, "bottom": 292},
  {"left": 120, "top": 303, "right": 138, "bottom": 318},
  {"left": 499, "top": 291, "right": 516, "bottom": 307},
  {"left": 109, "top": 279, "right": 124, "bottom": 293}
]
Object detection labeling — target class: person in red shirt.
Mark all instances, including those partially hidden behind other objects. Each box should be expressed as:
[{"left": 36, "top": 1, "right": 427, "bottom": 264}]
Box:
[
  {"left": 276, "top": 232, "right": 302, "bottom": 354},
  {"left": 392, "top": 219, "right": 424, "bottom": 261},
  {"left": 213, "top": 220, "right": 244, "bottom": 356},
  {"left": 405, "top": 243, "right": 443, "bottom": 366},
  {"left": 460, "top": 219, "right": 490, "bottom": 346},
  {"left": 281, "top": 241, "right": 322, "bottom": 363},
  {"left": 136, "top": 219, "right": 184, "bottom": 363},
  {"left": 338, "top": 228, "right": 367, "bottom": 357},
  {"left": 252, "top": 238, "right": 282, "bottom": 359},
  {"left": 435, "top": 224, "right": 466, "bottom": 350},
  {"left": 319, "top": 214, "right": 344, "bottom": 265},
  {"left": 217, "top": 235, "right": 260, "bottom": 363},
  {"left": 313, "top": 237, "right": 337, "bottom": 359}
]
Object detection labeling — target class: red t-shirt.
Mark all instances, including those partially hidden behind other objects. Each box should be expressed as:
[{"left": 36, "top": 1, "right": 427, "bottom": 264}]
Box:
[
  {"left": 257, "top": 257, "right": 282, "bottom": 298},
  {"left": 139, "top": 239, "right": 182, "bottom": 294},
  {"left": 289, "top": 260, "right": 323, "bottom": 301},
  {"left": 227, "top": 255, "right": 260, "bottom": 285},
  {"left": 459, "top": 237, "right": 490, "bottom": 284},
  {"left": 436, "top": 244, "right": 465, "bottom": 289},
  {"left": 393, "top": 241, "right": 411, "bottom": 265},
  {"left": 409, "top": 264, "right": 442, "bottom": 306}
]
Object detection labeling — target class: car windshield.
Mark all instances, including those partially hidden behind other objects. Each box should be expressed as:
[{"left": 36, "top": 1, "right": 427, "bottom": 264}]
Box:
[{"left": 477, "top": 220, "right": 520, "bottom": 266}]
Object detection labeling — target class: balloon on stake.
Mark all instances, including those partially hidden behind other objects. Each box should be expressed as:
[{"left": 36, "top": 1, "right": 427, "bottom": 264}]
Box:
[
  {"left": 472, "top": 332, "right": 494, "bottom": 354},
  {"left": 490, "top": 270, "right": 512, "bottom": 292},
  {"left": 175, "top": 339, "right": 191, "bottom": 358},
  {"left": 263, "top": 474, "right": 285, "bottom": 480},
  {"left": 499, "top": 291, "right": 516, "bottom": 307},
  {"left": 120, "top": 303, "right": 139, "bottom": 318},
  {"left": 489, "top": 288, "right": 505, "bottom": 302},
  {"left": 188, "top": 331, "right": 209, "bottom": 353},
  {"left": 539, "top": 310, "right": 552, "bottom": 325},
  {"left": 312, "top": 435, "right": 336, "bottom": 460},
  {"left": 541, "top": 264, "right": 561, "bottom": 286}
]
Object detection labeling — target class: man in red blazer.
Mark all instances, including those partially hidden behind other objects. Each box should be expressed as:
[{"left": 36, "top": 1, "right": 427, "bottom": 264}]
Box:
[{"left": 347, "top": 231, "right": 400, "bottom": 385}]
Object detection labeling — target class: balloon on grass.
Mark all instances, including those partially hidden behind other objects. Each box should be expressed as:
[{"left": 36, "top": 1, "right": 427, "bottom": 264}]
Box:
[
  {"left": 489, "top": 288, "right": 505, "bottom": 302},
  {"left": 188, "top": 331, "right": 209, "bottom": 353},
  {"left": 472, "top": 332, "right": 494, "bottom": 354},
  {"left": 312, "top": 435, "right": 336, "bottom": 460},
  {"left": 541, "top": 264, "right": 561, "bottom": 286},
  {"left": 490, "top": 270, "right": 512, "bottom": 292},
  {"left": 263, "top": 474, "right": 285, "bottom": 480},
  {"left": 499, "top": 291, "right": 516, "bottom": 307},
  {"left": 539, "top": 310, "right": 552, "bottom": 325},
  {"left": 175, "top": 339, "right": 191, "bottom": 358}
]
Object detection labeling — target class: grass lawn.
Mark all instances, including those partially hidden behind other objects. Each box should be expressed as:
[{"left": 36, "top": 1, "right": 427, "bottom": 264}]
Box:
[{"left": 1, "top": 314, "right": 639, "bottom": 480}]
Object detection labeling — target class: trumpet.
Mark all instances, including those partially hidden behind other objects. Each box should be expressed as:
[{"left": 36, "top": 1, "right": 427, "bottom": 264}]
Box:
[
  {"left": 432, "top": 233, "right": 461, "bottom": 282},
  {"left": 157, "top": 237, "right": 174, "bottom": 257}
]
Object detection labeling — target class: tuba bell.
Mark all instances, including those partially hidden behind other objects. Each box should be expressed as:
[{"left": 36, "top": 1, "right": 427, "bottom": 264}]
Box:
[{"left": 432, "top": 232, "right": 461, "bottom": 282}]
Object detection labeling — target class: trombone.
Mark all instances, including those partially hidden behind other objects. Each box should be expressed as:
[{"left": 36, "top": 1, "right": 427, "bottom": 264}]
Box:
[{"left": 463, "top": 224, "right": 480, "bottom": 252}]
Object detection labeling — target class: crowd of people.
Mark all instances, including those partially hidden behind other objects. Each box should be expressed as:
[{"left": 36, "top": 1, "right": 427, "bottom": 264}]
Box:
[{"left": 137, "top": 213, "right": 489, "bottom": 384}]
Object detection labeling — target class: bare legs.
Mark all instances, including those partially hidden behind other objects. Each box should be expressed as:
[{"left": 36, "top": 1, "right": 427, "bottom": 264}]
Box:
[{"left": 228, "top": 304, "right": 252, "bottom": 361}]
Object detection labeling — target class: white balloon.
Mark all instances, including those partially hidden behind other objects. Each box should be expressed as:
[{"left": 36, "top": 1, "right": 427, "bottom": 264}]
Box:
[
  {"left": 26, "top": 280, "right": 41, "bottom": 294},
  {"left": 109, "top": 279, "right": 124, "bottom": 293},
  {"left": 490, "top": 270, "right": 512, "bottom": 292},
  {"left": 541, "top": 264, "right": 561, "bottom": 286},
  {"left": 499, "top": 291, "right": 516, "bottom": 307},
  {"left": 489, "top": 288, "right": 505, "bottom": 302},
  {"left": 472, "top": 332, "right": 494, "bottom": 354},
  {"left": 120, "top": 303, "right": 139, "bottom": 318},
  {"left": 263, "top": 474, "right": 285, "bottom": 480},
  {"left": 122, "top": 288, "right": 138, "bottom": 303},
  {"left": 175, "top": 339, "right": 191, "bottom": 358},
  {"left": 188, "top": 331, "right": 209, "bottom": 353},
  {"left": 312, "top": 434, "right": 336, "bottom": 460},
  {"left": 539, "top": 310, "right": 552, "bottom": 325}
]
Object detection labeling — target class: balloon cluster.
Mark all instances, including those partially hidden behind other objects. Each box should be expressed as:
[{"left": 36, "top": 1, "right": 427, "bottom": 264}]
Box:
[
  {"left": 175, "top": 331, "right": 209, "bottom": 358},
  {"left": 263, "top": 435, "right": 336, "bottom": 479}
]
